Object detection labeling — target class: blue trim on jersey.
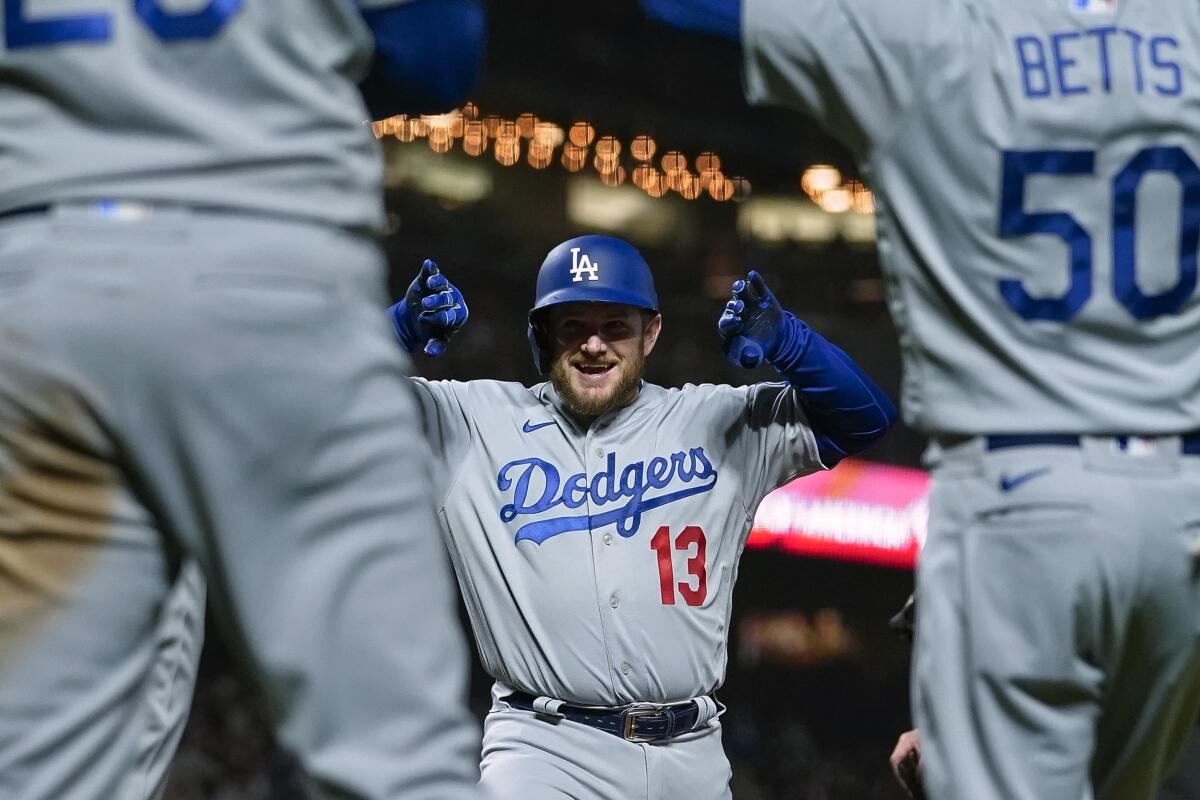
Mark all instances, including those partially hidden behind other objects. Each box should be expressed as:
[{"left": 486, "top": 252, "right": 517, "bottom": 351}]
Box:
[
  {"left": 358, "top": 0, "right": 486, "bottom": 118},
  {"left": 639, "top": 0, "right": 740, "bottom": 41},
  {"left": 767, "top": 315, "right": 897, "bottom": 467}
]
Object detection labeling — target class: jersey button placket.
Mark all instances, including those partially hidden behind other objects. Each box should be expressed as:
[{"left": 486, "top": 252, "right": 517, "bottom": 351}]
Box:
[{"left": 585, "top": 430, "right": 621, "bottom": 691}]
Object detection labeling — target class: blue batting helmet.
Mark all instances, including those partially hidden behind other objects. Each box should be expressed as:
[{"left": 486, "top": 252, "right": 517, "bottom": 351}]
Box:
[{"left": 527, "top": 235, "right": 659, "bottom": 374}]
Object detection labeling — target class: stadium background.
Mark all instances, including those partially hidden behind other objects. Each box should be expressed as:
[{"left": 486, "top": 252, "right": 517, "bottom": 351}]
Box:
[{"left": 162, "top": 4, "right": 1200, "bottom": 798}]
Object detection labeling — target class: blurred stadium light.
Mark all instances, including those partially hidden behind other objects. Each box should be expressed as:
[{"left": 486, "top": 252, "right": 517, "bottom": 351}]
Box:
[
  {"left": 737, "top": 195, "right": 876, "bottom": 245},
  {"left": 383, "top": 147, "right": 493, "bottom": 204},
  {"left": 565, "top": 177, "right": 681, "bottom": 244}
]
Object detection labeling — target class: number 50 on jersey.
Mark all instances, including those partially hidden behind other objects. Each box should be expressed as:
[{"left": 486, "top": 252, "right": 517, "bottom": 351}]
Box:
[{"left": 999, "top": 146, "right": 1199, "bottom": 322}]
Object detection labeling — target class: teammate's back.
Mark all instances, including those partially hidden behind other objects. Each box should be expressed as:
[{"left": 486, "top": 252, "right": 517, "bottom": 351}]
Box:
[
  {"left": 736, "top": 1, "right": 1200, "bottom": 797},
  {"left": 0, "top": 2, "right": 487, "bottom": 798},
  {"left": 743, "top": 0, "right": 1200, "bottom": 435},
  {"left": 1, "top": 0, "right": 384, "bottom": 229}
]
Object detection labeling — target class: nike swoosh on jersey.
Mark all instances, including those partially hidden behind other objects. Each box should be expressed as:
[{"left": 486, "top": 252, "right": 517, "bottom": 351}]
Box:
[
  {"left": 522, "top": 419, "right": 556, "bottom": 433},
  {"left": 999, "top": 467, "right": 1051, "bottom": 492}
]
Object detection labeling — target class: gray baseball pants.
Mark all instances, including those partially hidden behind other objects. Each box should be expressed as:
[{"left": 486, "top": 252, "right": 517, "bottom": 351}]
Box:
[{"left": 914, "top": 435, "right": 1200, "bottom": 800}]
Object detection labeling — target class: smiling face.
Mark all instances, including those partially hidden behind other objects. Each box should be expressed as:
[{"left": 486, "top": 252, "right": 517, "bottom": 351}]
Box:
[{"left": 545, "top": 302, "right": 662, "bottom": 418}]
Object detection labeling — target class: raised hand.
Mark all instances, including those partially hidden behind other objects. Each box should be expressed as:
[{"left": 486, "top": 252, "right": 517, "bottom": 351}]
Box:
[
  {"left": 717, "top": 270, "right": 786, "bottom": 369},
  {"left": 389, "top": 259, "right": 469, "bottom": 357}
]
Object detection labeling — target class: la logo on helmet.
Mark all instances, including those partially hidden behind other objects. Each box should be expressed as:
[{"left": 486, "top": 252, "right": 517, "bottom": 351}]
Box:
[{"left": 569, "top": 248, "right": 600, "bottom": 283}]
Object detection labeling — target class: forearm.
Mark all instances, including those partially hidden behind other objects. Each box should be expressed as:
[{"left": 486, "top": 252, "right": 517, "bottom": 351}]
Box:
[
  {"left": 769, "top": 314, "right": 897, "bottom": 464},
  {"left": 640, "top": 0, "right": 741, "bottom": 41},
  {"left": 358, "top": 0, "right": 486, "bottom": 118}
]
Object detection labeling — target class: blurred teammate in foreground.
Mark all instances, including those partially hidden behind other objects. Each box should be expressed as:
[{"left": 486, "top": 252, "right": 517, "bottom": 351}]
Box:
[
  {"left": 0, "top": 2, "right": 484, "bottom": 798},
  {"left": 643, "top": 1, "right": 1200, "bottom": 797}
]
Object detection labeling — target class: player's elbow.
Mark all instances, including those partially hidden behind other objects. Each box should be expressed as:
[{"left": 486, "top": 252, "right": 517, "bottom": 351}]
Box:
[
  {"left": 877, "top": 392, "right": 899, "bottom": 434},
  {"left": 359, "top": 0, "right": 487, "bottom": 118},
  {"left": 817, "top": 398, "right": 898, "bottom": 467},
  {"left": 858, "top": 396, "right": 900, "bottom": 451}
]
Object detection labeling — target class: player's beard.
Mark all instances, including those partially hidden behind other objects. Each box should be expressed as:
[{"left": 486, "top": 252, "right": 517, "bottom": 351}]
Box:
[{"left": 550, "top": 343, "right": 646, "bottom": 419}]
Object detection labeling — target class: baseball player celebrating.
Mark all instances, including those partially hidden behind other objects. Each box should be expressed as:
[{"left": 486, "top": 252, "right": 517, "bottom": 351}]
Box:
[
  {"left": 642, "top": 1, "right": 1200, "bottom": 798},
  {"left": 389, "top": 234, "right": 896, "bottom": 799},
  {"left": 0, "top": 2, "right": 485, "bottom": 799}
]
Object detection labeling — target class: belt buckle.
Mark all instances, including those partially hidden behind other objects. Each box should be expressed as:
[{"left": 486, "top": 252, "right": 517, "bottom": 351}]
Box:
[{"left": 622, "top": 707, "right": 665, "bottom": 743}]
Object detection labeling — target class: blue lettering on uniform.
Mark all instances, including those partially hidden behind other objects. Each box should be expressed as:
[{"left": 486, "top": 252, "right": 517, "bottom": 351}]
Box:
[
  {"left": 647, "top": 456, "right": 670, "bottom": 488},
  {"left": 4, "top": 0, "right": 109, "bottom": 49},
  {"left": 1051, "top": 32, "right": 1088, "bottom": 96},
  {"left": 1014, "top": 27, "right": 1184, "bottom": 99},
  {"left": 1150, "top": 36, "right": 1183, "bottom": 96},
  {"left": 497, "top": 448, "right": 719, "bottom": 545},
  {"left": 1124, "top": 29, "right": 1145, "bottom": 94},
  {"left": 562, "top": 473, "right": 588, "bottom": 509},
  {"left": 1015, "top": 36, "right": 1052, "bottom": 98},
  {"left": 4, "top": 0, "right": 241, "bottom": 49},
  {"left": 1085, "top": 26, "right": 1118, "bottom": 93},
  {"left": 134, "top": 0, "right": 243, "bottom": 42}
]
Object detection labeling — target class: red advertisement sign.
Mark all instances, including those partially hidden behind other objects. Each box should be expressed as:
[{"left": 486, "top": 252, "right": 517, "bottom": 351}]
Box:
[{"left": 748, "top": 459, "right": 929, "bottom": 569}]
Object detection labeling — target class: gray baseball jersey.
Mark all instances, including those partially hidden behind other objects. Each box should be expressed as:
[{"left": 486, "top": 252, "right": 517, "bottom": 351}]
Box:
[
  {"left": 0, "top": 0, "right": 407, "bottom": 231},
  {"left": 412, "top": 377, "right": 823, "bottom": 706},
  {"left": 0, "top": 3, "right": 481, "bottom": 798},
  {"left": 744, "top": 0, "right": 1200, "bottom": 435},
  {"left": 741, "top": 1, "right": 1200, "bottom": 798}
]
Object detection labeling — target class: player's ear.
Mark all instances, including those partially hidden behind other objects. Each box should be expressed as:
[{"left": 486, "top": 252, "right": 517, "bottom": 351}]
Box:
[{"left": 642, "top": 312, "right": 662, "bottom": 357}]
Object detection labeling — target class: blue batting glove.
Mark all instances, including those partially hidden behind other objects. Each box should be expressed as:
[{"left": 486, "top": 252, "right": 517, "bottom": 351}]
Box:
[
  {"left": 388, "top": 259, "right": 469, "bottom": 357},
  {"left": 717, "top": 270, "right": 787, "bottom": 369}
]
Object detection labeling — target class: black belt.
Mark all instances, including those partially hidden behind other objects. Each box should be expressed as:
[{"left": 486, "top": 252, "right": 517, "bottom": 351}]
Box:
[
  {"left": 985, "top": 432, "right": 1200, "bottom": 456},
  {"left": 503, "top": 690, "right": 706, "bottom": 743}
]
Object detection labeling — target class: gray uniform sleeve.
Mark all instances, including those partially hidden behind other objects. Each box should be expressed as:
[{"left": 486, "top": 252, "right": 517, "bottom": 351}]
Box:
[
  {"left": 741, "top": 0, "right": 962, "bottom": 156},
  {"left": 409, "top": 378, "right": 475, "bottom": 503},
  {"left": 731, "top": 382, "right": 827, "bottom": 503}
]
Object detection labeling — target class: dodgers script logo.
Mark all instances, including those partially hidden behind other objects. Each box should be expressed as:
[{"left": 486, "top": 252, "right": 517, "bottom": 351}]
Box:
[
  {"left": 497, "top": 448, "right": 718, "bottom": 544},
  {"left": 569, "top": 247, "right": 600, "bottom": 282}
]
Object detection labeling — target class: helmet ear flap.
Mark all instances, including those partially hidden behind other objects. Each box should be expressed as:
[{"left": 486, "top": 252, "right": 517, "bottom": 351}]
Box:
[{"left": 527, "top": 313, "right": 552, "bottom": 374}]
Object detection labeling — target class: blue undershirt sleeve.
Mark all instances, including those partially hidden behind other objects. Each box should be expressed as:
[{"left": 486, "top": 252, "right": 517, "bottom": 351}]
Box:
[
  {"left": 640, "top": 0, "right": 741, "bottom": 41},
  {"left": 358, "top": 0, "right": 486, "bottom": 118},
  {"left": 769, "top": 314, "right": 897, "bottom": 466}
]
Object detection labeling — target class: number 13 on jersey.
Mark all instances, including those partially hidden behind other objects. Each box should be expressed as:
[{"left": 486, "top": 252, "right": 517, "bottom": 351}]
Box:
[{"left": 651, "top": 525, "right": 707, "bottom": 606}]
